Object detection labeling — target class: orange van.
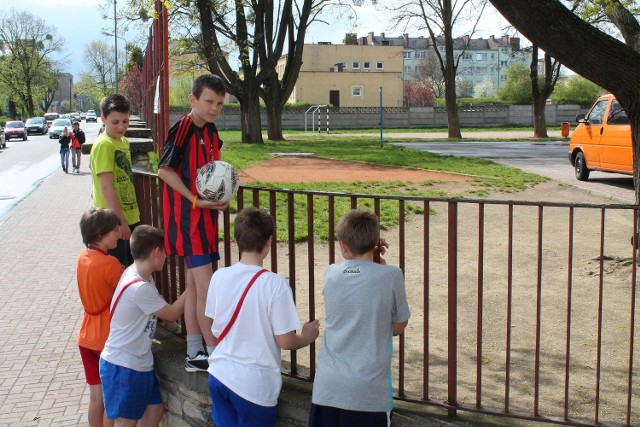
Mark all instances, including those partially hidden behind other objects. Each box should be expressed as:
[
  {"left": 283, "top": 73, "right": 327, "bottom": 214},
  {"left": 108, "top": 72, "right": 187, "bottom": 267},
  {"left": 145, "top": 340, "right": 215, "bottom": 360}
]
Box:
[{"left": 568, "top": 94, "right": 632, "bottom": 181}]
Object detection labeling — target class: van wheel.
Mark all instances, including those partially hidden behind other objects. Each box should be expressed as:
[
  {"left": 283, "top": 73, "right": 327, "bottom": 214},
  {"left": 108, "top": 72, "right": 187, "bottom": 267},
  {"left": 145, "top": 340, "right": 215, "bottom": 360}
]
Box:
[{"left": 575, "top": 152, "right": 590, "bottom": 181}]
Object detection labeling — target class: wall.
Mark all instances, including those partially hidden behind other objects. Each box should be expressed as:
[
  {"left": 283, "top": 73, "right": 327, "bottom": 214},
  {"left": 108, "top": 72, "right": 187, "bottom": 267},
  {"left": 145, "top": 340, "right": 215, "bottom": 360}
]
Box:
[{"left": 169, "top": 104, "right": 581, "bottom": 131}]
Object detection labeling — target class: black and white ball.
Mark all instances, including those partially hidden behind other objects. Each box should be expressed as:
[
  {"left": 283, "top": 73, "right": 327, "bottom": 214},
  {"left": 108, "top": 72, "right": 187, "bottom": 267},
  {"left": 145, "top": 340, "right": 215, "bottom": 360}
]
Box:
[{"left": 195, "top": 161, "right": 239, "bottom": 203}]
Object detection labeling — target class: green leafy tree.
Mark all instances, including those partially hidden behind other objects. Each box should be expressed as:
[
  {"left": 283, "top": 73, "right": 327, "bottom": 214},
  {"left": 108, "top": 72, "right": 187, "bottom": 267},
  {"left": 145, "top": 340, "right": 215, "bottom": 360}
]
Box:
[
  {"left": 496, "top": 62, "right": 532, "bottom": 104},
  {"left": 0, "top": 9, "right": 65, "bottom": 117},
  {"left": 75, "top": 73, "right": 105, "bottom": 110},
  {"left": 551, "top": 75, "right": 602, "bottom": 106}
]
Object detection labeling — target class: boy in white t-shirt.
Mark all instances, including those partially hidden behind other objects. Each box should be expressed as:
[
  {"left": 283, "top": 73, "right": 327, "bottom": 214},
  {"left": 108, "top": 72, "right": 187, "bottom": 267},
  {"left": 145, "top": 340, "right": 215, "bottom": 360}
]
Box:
[
  {"left": 99, "top": 225, "right": 190, "bottom": 426},
  {"left": 205, "top": 207, "right": 320, "bottom": 426}
]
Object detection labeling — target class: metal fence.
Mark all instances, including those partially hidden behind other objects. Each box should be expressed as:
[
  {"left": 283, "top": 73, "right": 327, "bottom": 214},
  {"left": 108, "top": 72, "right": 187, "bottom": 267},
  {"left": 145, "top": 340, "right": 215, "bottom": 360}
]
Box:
[{"left": 134, "top": 171, "right": 640, "bottom": 426}]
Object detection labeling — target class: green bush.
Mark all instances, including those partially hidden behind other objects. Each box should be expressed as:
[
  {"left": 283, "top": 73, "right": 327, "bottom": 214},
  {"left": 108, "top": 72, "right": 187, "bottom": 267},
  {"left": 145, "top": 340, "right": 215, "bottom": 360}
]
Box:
[
  {"left": 551, "top": 76, "right": 603, "bottom": 105},
  {"left": 496, "top": 63, "right": 533, "bottom": 104}
]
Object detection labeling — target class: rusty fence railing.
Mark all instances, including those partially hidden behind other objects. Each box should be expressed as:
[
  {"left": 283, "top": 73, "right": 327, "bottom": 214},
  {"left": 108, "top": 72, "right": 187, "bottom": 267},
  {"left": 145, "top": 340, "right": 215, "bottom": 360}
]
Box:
[{"left": 134, "top": 171, "right": 640, "bottom": 426}]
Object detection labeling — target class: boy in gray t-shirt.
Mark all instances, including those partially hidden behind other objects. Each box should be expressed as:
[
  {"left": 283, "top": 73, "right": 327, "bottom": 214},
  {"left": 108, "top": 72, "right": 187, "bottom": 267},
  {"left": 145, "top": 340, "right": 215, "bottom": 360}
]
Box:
[{"left": 309, "top": 209, "right": 410, "bottom": 427}]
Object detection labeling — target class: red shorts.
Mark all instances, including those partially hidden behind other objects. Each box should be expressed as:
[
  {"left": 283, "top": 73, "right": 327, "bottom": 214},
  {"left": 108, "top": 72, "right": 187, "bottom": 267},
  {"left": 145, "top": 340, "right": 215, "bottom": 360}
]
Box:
[{"left": 79, "top": 346, "right": 102, "bottom": 385}]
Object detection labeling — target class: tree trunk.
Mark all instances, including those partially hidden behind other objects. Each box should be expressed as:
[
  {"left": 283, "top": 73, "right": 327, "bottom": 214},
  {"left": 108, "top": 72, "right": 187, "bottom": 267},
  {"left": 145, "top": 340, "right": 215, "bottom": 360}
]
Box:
[
  {"left": 239, "top": 91, "right": 264, "bottom": 144},
  {"left": 444, "top": 70, "right": 462, "bottom": 138},
  {"left": 532, "top": 96, "right": 548, "bottom": 138},
  {"left": 266, "top": 105, "right": 284, "bottom": 141}
]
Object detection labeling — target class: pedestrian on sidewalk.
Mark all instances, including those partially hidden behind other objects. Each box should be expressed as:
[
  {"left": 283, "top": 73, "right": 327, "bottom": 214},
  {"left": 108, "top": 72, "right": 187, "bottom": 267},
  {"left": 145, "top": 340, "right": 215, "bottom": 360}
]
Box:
[
  {"left": 76, "top": 208, "right": 123, "bottom": 427},
  {"left": 59, "top": 127, "right": 71, "bottom": 173},
  {"left": 90, "top": 94, "right": 140, "bottom": 267},
  {"left": 71, "top": 121, "right": 86, "bottom": 173},
  {"left": 100, "top": 225, "right": 189, "bottom": 426},
  {"left": 206, "top": 207, "right": 319, "bottom": 427},
  {"left": 157, "top": 74, "right": 228, "bottom": 372}
]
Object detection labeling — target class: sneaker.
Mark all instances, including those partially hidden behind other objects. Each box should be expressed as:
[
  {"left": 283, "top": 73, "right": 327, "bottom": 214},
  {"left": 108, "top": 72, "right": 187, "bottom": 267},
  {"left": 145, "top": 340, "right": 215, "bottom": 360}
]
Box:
[{"left": 184, "top": 351, "right": 209, "bottom": 372}]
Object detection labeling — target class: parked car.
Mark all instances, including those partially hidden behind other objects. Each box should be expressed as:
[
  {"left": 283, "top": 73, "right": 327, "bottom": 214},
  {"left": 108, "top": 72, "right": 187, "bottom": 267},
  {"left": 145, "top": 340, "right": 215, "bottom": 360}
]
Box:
[
  {"left": 48, "top": 118, "right": 73, "bottom": 139},
  {"left": 85, "top": 111, "right": 98, "bottom": 122},
  {"left": 25, "top": 117, "right": 49, "bottom": 135},
  {"left": 44, "top": 112, "right": 59, "bottom": 126},
  {"left": 71, "top": 112, "right": 82, "bottom": 122},
  {"left": 80, "top": 112, "right": 87, "bottom": 120},
  {"left": 568, "top": 94, "right": 631, "bottom": 181},
  {"left": 5, "top": 121, "right": 27, "bottom": 141},
  {"left": 0, "top": 125, "right": 5, "bottom": 148}
]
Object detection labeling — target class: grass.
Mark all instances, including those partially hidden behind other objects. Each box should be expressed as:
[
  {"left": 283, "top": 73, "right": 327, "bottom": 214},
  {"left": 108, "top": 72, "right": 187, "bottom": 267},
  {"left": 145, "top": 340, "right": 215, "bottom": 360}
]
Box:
[{"left": 211, "top": 130, "right": 547, "bottom": 242}]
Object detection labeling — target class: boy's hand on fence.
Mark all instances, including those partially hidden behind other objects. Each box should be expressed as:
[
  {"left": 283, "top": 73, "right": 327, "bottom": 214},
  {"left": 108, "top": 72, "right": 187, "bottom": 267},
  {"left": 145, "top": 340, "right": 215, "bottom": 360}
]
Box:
[
  {"left": 198, "top": 200, "right": 230, "bottom": 211},
  {"left": 374, "top": 238, "right": 389, "bottom": 256},
  {"left": 301, "top": 319, "right": 320, "bottom": 345}
]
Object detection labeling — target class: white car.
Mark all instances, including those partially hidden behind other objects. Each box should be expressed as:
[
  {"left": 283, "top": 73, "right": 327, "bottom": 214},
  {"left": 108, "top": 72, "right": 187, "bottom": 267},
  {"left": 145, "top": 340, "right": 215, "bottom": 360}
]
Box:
[
  {"left": 48, "top": 118, "right": 73, "bottom": 139},
  {"left": 86, "top": 112, "right": 98, "bottom": 122}
]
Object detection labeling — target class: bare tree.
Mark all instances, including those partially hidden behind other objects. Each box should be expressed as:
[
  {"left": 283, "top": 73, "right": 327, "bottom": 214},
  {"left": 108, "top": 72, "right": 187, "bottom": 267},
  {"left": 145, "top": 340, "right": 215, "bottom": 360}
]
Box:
[
  {"left": 487, "top": 0, "right": 640, "bottom": 202},
  {"left": 384, "top": 0, "right": 488, "bottom": 138},
  {"left": 0, "top": 9, "right": 65, "bottom": 117},
  {"left": 84, "top": 39, "right": 116, "bottom": 95},
  {"left": 411, "top": 50, "right": 445, "bottom": 97}
]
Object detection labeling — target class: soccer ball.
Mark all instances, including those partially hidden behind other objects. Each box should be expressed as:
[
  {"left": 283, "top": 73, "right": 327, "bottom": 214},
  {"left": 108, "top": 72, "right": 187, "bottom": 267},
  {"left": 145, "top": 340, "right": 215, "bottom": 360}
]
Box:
[{"left": 195, "top": 161, "right": 240, "bottom": 203}]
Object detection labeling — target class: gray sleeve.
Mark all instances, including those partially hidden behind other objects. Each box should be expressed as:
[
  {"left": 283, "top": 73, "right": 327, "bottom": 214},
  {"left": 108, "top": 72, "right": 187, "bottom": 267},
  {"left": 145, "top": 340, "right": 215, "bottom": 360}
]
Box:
[{"left": 392, "top": 269, "right": 410, "bottom": 323}]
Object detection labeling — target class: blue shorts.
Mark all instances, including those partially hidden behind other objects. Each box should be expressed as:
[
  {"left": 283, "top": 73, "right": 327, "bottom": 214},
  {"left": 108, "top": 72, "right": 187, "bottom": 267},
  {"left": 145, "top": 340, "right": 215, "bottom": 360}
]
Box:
[
  {"left": 99, "top": 358, "right": 162, "bottom": 420},
  {"left": 209, "top": 374, "right": 277, "bottom": 427},
  {"left": 308, "top": 403, "right": 391, "bottom": 427},
  {"left": 186, "top": 253, "right": 220, "bottom": 269}
]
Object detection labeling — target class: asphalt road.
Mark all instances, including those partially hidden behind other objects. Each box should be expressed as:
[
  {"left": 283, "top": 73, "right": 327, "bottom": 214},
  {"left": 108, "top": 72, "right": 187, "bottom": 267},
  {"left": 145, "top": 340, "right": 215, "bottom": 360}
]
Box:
[
  {"left": 0, "top": 121, "right": 102, "bottom": 221},
  {"left": 393, "top": 140, "right": 635, "bottom": 204}
]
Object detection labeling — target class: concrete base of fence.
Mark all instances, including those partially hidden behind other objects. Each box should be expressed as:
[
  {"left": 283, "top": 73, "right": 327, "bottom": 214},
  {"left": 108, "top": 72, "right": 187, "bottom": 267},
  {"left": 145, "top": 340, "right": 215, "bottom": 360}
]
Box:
[{"left": 152, "top": 328, "right": 549, "bottom": 427}]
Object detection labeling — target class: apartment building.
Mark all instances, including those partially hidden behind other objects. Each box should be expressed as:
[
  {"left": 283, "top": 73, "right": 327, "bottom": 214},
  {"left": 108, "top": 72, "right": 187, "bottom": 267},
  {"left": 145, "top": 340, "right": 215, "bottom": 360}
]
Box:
[
  {"left": 278, "top": 43, "right": 404, "bottom": 107},
  {"left": 357, "top": 32, "right": 533, "bottom": 97}
]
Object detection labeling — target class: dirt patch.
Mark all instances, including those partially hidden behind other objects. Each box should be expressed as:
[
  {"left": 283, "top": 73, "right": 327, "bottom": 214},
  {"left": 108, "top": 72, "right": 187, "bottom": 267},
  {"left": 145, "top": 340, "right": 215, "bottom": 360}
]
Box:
[
  {"left": 238, "top": 156, "right": 637, "bottom": 425},
  {"left": 239, "top": 156, "right": 469, "bottom": 183}
]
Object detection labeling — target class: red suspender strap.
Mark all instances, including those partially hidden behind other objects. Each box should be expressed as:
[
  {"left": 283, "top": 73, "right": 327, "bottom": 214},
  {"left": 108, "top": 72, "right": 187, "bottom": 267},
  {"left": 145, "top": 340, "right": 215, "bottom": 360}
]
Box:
[
  {"left": 217, "top": 269, "right": 268, "bottom": 343},
  {"left": 109, "top": 278, "right": 144, "bottom": 321}
]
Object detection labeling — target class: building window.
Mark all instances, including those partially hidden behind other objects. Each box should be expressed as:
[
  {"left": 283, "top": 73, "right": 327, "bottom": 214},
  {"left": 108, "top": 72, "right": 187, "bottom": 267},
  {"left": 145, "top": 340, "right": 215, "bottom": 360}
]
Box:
[
  {"left": 352, "top": 61, "right": 360, "bottom": 70},
  {"left": 376, "top": 62, "right": 384, "bottom": 70},
  {"left": 352, "top": 86, "right": 363, "bottom": 97},
  {"left": 340, "top": 61, "right": 347, "bottom": 70},
  {"left": 500, "top": 60, "right": 508, "bottom": 66},
  {"left": 476, "top": 53, "right": 487, "bottom": 61},
  {"left": 463, "top": 53, "right": 472, "bottom": 60},
  {"left": 491, "top": 53, "right": 495, "bottom": 60},
  {"left": 404, "top": 51, "right": 412, "bottom": 59},
  {"left": 500, "top": 74, "right": 507, "bottom": 81},
  {"left": 404, "top": 65, "right": 412, "bottom": 74},
  {"left": 363, "top": 61, "right": 371, "bottom": 70}
]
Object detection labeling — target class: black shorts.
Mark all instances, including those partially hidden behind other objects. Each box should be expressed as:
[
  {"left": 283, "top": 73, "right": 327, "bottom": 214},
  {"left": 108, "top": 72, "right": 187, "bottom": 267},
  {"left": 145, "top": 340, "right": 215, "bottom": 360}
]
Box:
[{"left": 308, "top": 403, "right": 391, "bottom": 427}]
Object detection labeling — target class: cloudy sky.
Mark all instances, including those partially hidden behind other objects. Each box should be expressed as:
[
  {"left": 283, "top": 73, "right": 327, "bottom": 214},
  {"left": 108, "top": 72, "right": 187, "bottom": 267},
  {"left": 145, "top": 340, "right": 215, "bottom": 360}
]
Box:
[{"left": 13, "top": 0, "right": 510, "bottom": 80}]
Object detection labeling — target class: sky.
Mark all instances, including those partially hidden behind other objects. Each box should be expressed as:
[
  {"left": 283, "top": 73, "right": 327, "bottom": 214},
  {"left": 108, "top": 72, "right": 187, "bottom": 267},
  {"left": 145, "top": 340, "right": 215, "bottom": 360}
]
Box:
[{"left": 13, "top": 0, "right": 511, "bottom": 81}]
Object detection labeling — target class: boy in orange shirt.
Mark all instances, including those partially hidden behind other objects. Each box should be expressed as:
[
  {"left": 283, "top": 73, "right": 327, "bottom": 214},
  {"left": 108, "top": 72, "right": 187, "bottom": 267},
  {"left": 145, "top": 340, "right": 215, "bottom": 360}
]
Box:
[{"left": 76, "top": 208, "right": 124, "bottom": 427}]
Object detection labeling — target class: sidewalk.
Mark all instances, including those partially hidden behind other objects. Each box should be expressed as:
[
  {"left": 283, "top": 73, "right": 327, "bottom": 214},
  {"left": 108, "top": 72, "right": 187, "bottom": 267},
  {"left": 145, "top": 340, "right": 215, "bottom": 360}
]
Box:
[{"left": 0, "top": 164, "right": 93, "bottom": 426}]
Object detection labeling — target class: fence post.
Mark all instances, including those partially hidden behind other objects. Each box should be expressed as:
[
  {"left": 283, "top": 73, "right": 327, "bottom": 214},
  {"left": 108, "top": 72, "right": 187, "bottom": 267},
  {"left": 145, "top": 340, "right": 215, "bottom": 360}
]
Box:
[{"left": 447, "top": 201, "right": 458, "bottom": 417}]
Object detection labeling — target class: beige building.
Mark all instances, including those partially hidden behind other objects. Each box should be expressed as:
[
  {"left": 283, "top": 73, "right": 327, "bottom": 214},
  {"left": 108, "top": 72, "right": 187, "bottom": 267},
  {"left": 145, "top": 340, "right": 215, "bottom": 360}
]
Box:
[{"left": 279, "top": 43, "right": 404, "bottom": 107}]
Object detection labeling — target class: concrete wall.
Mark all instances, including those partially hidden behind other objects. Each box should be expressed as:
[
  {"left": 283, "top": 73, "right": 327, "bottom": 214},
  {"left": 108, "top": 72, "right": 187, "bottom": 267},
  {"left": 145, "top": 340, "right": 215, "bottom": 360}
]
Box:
[{"left": 169, "top": 104, "right": 580, "bottom": 132}]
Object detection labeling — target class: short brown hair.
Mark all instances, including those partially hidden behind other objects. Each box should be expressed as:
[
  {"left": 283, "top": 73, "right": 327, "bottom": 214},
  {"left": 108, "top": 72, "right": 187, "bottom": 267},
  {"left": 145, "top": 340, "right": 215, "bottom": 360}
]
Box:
[
  {"left": 80, "top": 208, "right": 121, "bottom": 246},
  {"left": 234, "top": 207, "right": 274, "bottom": 254},
  {"left": 336, "top": 209, "right": 379, "bottom": 256},
  {"left": 130, "top": 225, "right": 164, "bottom": 260},
  {"left": 192, "top": 74, "right": 226, "bottom": 99},
  {"left": 100, "top": 94, "right": 130, "bottom": 118}
]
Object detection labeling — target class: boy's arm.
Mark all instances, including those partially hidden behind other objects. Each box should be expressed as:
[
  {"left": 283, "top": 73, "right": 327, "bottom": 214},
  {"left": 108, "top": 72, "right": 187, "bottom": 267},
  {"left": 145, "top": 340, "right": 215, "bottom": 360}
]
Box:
[
  {"left": 393, "top": 320, "right": 408, "bottom": 336},
  {"left": 274, "top": 319, "right": 320, "bottom": 350},
  {"left": 98, "top": 172, "right": 131, "bottom": 239},
  {"left": 158, "top": 167, "right": 229, "bottom": 211},
  {"left": 154, "top": 286, "right": 189, "bottom": 322}
]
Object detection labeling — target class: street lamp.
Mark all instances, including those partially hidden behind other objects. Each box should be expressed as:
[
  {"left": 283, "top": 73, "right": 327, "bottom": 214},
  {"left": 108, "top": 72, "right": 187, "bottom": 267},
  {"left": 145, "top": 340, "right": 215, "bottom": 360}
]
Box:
[{"left": 103, "top": 0, "right": 118, "bottom": 92}]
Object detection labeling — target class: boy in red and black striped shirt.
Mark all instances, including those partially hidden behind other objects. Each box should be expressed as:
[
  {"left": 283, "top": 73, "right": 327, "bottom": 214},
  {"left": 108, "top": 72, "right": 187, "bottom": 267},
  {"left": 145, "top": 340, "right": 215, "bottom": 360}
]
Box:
[{"left": 158, "top": 74, "right": 228, "bottom": 372}]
